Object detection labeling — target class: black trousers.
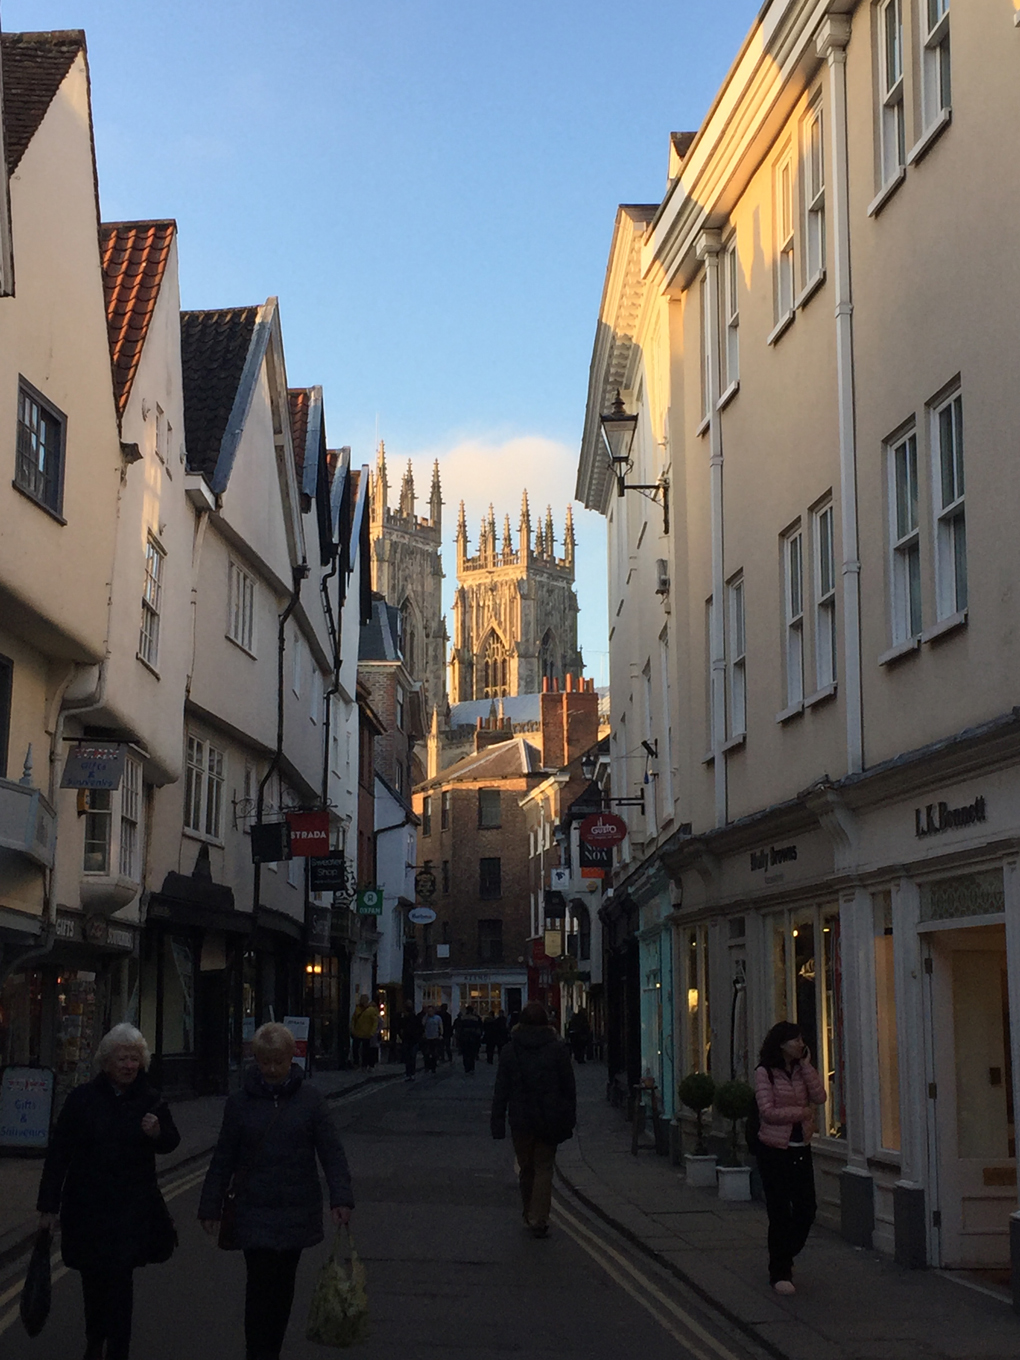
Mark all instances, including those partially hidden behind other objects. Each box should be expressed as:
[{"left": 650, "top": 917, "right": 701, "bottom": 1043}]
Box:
[
  {"left": 81, "top": 1267, "right": 133, "bottom": 1360},
  {"left": 756, "top": 1144, "right": 817, "bottom": 1283},
  {"left": 244, "top": 1247, "right": 301, "bottom": 1359}
]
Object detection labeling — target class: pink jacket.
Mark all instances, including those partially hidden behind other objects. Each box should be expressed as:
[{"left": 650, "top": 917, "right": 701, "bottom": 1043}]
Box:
[{"left": 755, "top": 1060, "right": 827, "bottom": 1149}]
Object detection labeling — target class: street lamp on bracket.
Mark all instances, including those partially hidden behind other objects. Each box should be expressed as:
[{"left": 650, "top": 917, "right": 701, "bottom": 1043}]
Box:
[{"left": 600, "top": 390, "right": 669, "bottom": 534}]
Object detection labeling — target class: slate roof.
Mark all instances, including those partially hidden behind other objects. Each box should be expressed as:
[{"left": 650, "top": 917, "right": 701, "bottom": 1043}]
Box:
[
  {"left": 360, "top": 595, "right": 403, "bottom": 663},
  {"left": 180, "top": 306, "right": 258, "bottom": 479},
  {"left": 1, "top": 31, "right": 84, "bottom": 175},
  {"left": 99, "top": 221, "right": 175, "bottom": 415},
  {"left": 288, "top": 388, "right": 311, "bottom": 478},
  {"left": 449, "top": 694, "right": 541, "bottom": 728},
  {"left": 419, "top": 736, "right": 540, "bottom": 790}
]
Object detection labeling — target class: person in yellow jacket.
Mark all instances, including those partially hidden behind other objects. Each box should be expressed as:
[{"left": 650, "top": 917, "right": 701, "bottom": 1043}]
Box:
[{"left": 350, "top": 995, "right": 380, "bottom": 1069}]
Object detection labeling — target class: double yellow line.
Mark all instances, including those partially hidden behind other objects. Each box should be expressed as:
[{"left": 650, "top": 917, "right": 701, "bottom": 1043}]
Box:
[
  {"left": 551, "top": 1197, "right": 749, "bottom": 1360},
  {"left": 0, "top": 1162, "right": 209, "bottom": 1339}
]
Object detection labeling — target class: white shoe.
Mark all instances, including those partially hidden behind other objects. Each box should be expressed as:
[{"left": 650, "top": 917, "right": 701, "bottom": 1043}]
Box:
[{"left": 773, "top": 1280, "right": 796, "bottom": 1296}]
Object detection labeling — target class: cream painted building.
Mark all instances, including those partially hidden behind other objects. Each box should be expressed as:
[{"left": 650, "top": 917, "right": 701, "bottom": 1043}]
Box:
[{"left": 579, "top": 0, "right": 1020, "bottom": 1280}]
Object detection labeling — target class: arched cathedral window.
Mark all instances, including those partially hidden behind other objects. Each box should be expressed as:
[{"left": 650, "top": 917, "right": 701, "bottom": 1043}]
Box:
[
  {"left": 400, "top": 599, "right": 417, "bottom": 679},
  {"left": 481, "top": 631, "right": 509, "bottom": 699},
  {"left": 540, "top": 629, "right": 558, "bottom": 687}
]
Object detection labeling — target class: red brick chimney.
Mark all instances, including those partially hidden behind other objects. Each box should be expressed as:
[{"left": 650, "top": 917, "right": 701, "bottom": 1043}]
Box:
[{"left": 540, "top": 673, "right": 598, "bottom": 769}]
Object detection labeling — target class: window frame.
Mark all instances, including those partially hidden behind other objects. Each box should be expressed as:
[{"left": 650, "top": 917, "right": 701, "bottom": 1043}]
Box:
[
  {"left": 479, "top": 856, "right": 502, "bottom": 900},
  {"left": 802, "top": 100, "right": 826, "bottom": 287},
  {"left": 727, "top": 574, "right": 746, "bottom": 738},
  {"left": 879, "top": 0, "right": 906, "bottom": 185},
  {"left": 184, "top": 734, "right": 226, "bottom": 842},
  {"left": 477, "top": 918, "right": 503, "bottom": 965},
  {"left": 227, "top": 560, "right": 257, "bottom": 655},
  {"left": 422, "top": 795, "right": 432, "bottom": 837},
  {"left": 887, "top": 427, "right": 922, "bottom": 644},
  {"left": 138, "top": 535, "right": 165, "bottom": 671},
  {"left": 930, "top": 388, "right": 966, "bottom": 620},
  {"left": 774, "top": 145, "right": 796, "bottom": 324},
  {"left": 783, "top": 526, "right": 805, "bottom": 708},
  {"left": 477, "top": 788, "right": 502, "bottom": 830},
  {"left": 813, "top": 500, "right": 838, "bottom": 690},
  {"left": 722, "top": 239, "right": 739, "bottom": 393},
  {"left": 921, "top": 0, "right": 951, "bottom": 130},
  {"left": 119, "top": 755, "right": 142, "bottom": 880},
  {"left": 14, "top": 378, "right": 66, "bottom": 518},
  {"left": 440, "top": 790, "right": 451, "bottom": 831},
  {"left": 83, "top": 789, "right": 113, "bottom": 874}
]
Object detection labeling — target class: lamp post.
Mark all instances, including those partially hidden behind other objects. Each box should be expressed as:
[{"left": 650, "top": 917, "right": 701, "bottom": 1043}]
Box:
[{"left": 599, "top": 391, "right": 669, "bottom": 533}]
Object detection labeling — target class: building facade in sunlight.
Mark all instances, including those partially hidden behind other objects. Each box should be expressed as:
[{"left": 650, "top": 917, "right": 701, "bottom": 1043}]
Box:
[{"left": 577, "top": 0, "right": 1020, "bottom": 1281}]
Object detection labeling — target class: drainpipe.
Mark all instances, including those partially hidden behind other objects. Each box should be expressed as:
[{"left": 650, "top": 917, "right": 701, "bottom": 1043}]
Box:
[
  {"left": 818, "top": 14, "right": 863, "bottom": 775},
  {"left": 696, "top": 229, "right": 727, "bottom": 827}
]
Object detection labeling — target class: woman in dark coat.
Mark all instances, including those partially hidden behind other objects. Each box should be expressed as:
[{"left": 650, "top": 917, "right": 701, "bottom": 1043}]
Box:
[
  {"left": 36, "top": 1022, "right": 181, "bottom": 1360},
  {"left": 199, "top": 1021, "right": 354, "bottom": 1360}
]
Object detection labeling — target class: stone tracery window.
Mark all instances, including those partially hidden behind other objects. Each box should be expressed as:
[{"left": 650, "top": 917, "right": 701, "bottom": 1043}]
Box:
[
  {"left": 480, "top": 630, "right": 509, "bottom": 698},
  {"left": 540, "top": 628, "right": 558, "bottom": 687}
]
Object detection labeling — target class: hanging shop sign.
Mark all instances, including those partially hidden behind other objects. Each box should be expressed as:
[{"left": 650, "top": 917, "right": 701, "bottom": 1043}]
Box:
[
  {"left": 250, "top": 821, "right": 291, "bottom": 864},
  {"left": 408, "top": 906, "right": 437, "bottom": 926},
  {"left": 61, "top": 742, "right": 127, "bottom": 791},
  {"left": 914, "top": 795, "right": 987, "bottom": 839},
  {"left": 285, "top": 810, "right": 330, "bottom": 857},
  {"left": 578, "top": 838, "right": 611, "bottom": 878},
  {"left": 306, "top": 906, "right": 332, "bottom": 951},
  {"left": 578, "top": 812, "right": 628, "bottom": 848},
  {"left": 0, "top": 1067, "right": 55, "bottom": 1150},
  {"left": 310, "top": 853, "right": 347, "bottom": 893},
  {"left": 415, "top": 868, "right": 437, "bottom": 900},
  {"left": 356, "top": 887, "right": 384, "bottom": 915}
]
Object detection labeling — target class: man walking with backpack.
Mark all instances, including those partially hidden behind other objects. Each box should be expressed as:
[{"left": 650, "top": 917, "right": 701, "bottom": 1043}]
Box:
[{"left": 490, "top": 1003, "right": 576, "bottom": 1238}]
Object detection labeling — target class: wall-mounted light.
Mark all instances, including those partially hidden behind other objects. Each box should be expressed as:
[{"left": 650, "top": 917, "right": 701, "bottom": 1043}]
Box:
[{"left": 599, "top": 390, "right": 669, "bottom": 533}]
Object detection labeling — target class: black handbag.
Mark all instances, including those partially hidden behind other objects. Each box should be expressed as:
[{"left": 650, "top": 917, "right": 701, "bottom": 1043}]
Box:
[
  {"left": 148, "top": 1186, "right": 178, "bottom": 1264},
  {"left": 20, "top": 1227, "right": 51, "bottom": 1337}
]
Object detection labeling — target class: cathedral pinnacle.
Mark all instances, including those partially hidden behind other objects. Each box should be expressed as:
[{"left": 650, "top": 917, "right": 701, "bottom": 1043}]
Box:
[
  {"left": 564, "top": 502, "right": 575, "bottom": 565},
  {"left": 430, "top": 460, "right": 442, "bottom": 529},
  {"left": 502, "top": 513, "right": 513, "bottom": 555},
  {"left": 456, "top": 499, "right": 467, "bottom": 541},
  {"left": 399, "top": 459, "right": 416, "bottom": 518}
]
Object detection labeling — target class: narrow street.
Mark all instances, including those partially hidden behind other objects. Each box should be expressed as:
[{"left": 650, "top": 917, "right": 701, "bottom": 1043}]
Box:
[{"left": 0, "top": 1067, "right": 768, "bottom": 1360}]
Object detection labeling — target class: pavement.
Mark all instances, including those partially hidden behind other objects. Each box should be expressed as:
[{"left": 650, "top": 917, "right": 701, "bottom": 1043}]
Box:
[
  {"left": 558, "top": 1061, "right": 1020, "bottom": 1360},
  {"left": 0, "top": 1062, "right": 399, "bottom": 1270}
]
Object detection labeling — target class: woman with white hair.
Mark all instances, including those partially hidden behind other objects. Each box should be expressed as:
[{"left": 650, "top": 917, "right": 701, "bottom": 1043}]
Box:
[
  {"left": 36, "top": 1022, "right": 181, "bottom": 1360},
  {"left": 199, "top": 1021, "right": 354, "bottom": 1360}
]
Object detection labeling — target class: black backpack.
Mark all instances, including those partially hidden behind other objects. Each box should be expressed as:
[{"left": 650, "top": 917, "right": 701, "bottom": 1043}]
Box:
[{"left": 744, "top": 1066, "right": 772, "bottom": 1157}]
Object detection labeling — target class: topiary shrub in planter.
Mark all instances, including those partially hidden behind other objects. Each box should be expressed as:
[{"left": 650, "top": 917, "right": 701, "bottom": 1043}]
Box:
[
  {"left": 677, "top": 1072, "right": 716, "bottom": 1156},
  {"left": 713, "top": 1079, "right": 757, "bottom": 1166}
]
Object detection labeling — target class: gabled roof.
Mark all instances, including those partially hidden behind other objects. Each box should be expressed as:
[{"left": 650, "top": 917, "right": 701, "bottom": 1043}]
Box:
[
  {"left": 360, "top": 595, "right": 403, "bottom": 663},
  {"left": 1, "top": 30, "right": 83, "bottom": 175},
  {"left": 419, "top": 736, "right": 540, "bottom": 790},
  {"left": 180, "top": 305, "right": 259, "bottom": 479},
  {"left": 288, "top": 388, "right": 311, "bottom": 479},
  {"left": 99, "top": 220, "right": 176, "bottom": 415}
]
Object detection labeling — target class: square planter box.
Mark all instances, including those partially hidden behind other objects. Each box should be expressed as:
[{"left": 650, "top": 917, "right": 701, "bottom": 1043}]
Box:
[
  {"left": 717, "top": 1164, "right": 752, "bottom": 1201},
  {"left": 684, "top": 1153, "right": 718, "bottom": 1187}
]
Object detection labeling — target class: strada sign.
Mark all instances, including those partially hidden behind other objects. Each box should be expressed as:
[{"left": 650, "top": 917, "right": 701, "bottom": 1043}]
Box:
[
  {"left": 578, "top": 812, "right": 628, "bottom": 848},
  {"left": 286, "top": 810, "right": 330, "bottom": 856}
]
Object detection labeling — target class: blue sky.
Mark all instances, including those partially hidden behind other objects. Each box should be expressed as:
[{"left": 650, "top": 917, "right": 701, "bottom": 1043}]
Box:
[{"left": 5, "top": 0, "right": 760, "bottom": 683}]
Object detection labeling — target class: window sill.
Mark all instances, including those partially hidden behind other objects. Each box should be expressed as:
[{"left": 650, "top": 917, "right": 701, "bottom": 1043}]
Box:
[
  {"left": 922, "top": 608, "right": 967, "bottom": 645},
  {"left": 696, "top": 413, "right": 710, "bottom": 438},
  {"left": 775, "top": 700, "right": 804, "bottom": 725},
  {"left": 11, "top": 480, "right": 66, "bottom": 524},
  {"left": 766, "top": 311, "right": 795, "bottom": 347},
  {"left": 716, "top": 381, "right": 740, "bottom": 413},
  {"left": 722, "top": 732, "right": 746, "bottom": 753},
  {"left": 878, "top": 636, "right": 920, "bottom": 667},
  {"left": 795, "top": 271, "right": 826, "bottom": 310},
  {"left": 805, "top": 682, "right": 837, "bottom": 709},
  {"left": 182, "top": 827, "right": 225, "bottom": 849},
  {"left": 907, "top": 107, "right": 952, "bottom": 167},
  {"left": 135, "top": 653, "right": 161, "bottom": 680},
  {"left": 866, "top": 1150, "right": 903, "bottom": 1172},
  {"left": 867, "top": 169, "right": 906, "bottom": 218},
  {"left": 225, "top": 633, "right": 257, "bottom": 660}
]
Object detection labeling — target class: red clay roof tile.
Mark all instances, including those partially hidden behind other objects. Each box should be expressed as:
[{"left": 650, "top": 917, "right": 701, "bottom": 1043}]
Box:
[
  {"left": 288, "top": 388, "right": 311, "bottom": 478},
  {"left": 99, "top": 220, "right": 176, "bottom": 415}
]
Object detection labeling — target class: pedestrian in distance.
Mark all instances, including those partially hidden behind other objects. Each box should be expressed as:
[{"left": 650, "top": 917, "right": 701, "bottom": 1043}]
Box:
[
  {"left": 398, "top": 1000, "right": 424, "bottom": 1081},
  {"left": 36, "top": 1022, "right": 181, "bottom": 1360},
  {"left": 491, "top": 1002, "right": 576, "bottom": 1238},
  {"left": 753, "top": 1021, "right": 827, "bottom": 1296},
  {"left": 199, "top": 1022, "right": 354, "bottom": 1360},
  {"left": 482, "top": 1011, "right": 497, "bottom": 1064},
  {"left": 349, "top": 994, "right": 379, "bottom": 1069},
  {"left": 454, "top": 1004, "right": 484, "bottom": 1074},
  {"left": 439, "top": 1001, "right": 453, "bottom": 1062},
  {"left": 566, "top": 1008, "right": 592, "bottom": 1064},
  {"left": 492, "top": 1008, "right": 509, "bottom": 1053},
  {"left": 421, "top": 1005, "right": 443, "bottom": 1073}
]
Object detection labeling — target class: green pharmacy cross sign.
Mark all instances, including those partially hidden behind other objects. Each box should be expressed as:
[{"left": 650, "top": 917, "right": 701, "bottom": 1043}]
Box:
[{"left": 356, "top": 887, "right": 383, "bottom": 916}]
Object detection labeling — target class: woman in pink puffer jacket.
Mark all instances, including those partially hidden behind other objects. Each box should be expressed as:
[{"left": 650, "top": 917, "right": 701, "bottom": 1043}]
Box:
[{"left": 754, "top": 1022, "right": 827, "bottom": 1295}]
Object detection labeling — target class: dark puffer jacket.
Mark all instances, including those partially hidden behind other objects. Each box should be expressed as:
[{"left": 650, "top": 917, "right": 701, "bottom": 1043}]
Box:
[
  {"left": 491, "top": 1025, "right": 577, "bottom": 1144},
  {"left": 198, "top": 1063, "right": 353, "bottom": 1251},
  {"left": 37, "top": 1072, "right": 181, "bottom": 1272}
]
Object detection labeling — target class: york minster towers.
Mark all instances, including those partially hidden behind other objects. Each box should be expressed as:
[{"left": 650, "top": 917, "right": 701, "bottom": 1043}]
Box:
[
  {"left": 368, "top": 444, "right": 447, "bottom": 717},
  {"left": 450, "top": 494, "right": 582, "bottom": 702}
]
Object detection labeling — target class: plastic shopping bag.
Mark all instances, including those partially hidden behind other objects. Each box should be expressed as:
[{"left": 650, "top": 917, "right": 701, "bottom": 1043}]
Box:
[
  {"left": 306, "top": 1226, "right": 369, "bottom": 1348},
  {"left": 20, "top": 1228, "right": 52, "bottom": 1338}
]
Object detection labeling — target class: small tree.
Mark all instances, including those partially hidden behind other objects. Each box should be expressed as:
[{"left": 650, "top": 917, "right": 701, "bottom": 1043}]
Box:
[
  {"left": 713, "top": 1080, "right": 756, "bottom": 1166},
  {"left": 677, "top": 1072, "right": 716, "bottom": 1156}
]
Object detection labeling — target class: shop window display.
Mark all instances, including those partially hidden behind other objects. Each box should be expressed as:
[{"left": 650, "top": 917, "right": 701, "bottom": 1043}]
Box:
[
  {"left": 459, "top": 982, "right": 501, "bottom": 1016},
  {"left": 139, "top": 935, "right": 195, "bottom": 1057},
  {"left": 685, "top": 926, "right": 712, "bottom": 1075},
  {"left": 872, "top": 891, "right": 900, "bottom": 1151},
  {"left": 55, "top": 972, "right": 99, "bottom": 1102},
  {"left": 0, "top": 970, "right": 42, "bottom": 1066}
]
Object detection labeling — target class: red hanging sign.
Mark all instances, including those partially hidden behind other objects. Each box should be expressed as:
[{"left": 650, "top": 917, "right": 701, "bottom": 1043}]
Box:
[
  {"left": 285, "top": 810, "right": 330, "bottom": 857},
  {"left": 578, "top": 812, "right": 628, "bottom": 848}
]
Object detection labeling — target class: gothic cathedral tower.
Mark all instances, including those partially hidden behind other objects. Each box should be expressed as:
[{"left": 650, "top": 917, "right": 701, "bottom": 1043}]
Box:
[
  {"left": 368, "top": 444, "right": 447, "bottom": 717},
  {"left": 450, "top": 493, "right": 582, "bottom": 701}
]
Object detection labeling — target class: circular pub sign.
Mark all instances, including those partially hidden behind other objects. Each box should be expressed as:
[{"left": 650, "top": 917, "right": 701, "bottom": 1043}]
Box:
[
  {"left": 408, "top": 906, "right": 438, "bottom": 926},
  {"left": 578, "top": 812, "right": 628, "bottom": 848}
]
